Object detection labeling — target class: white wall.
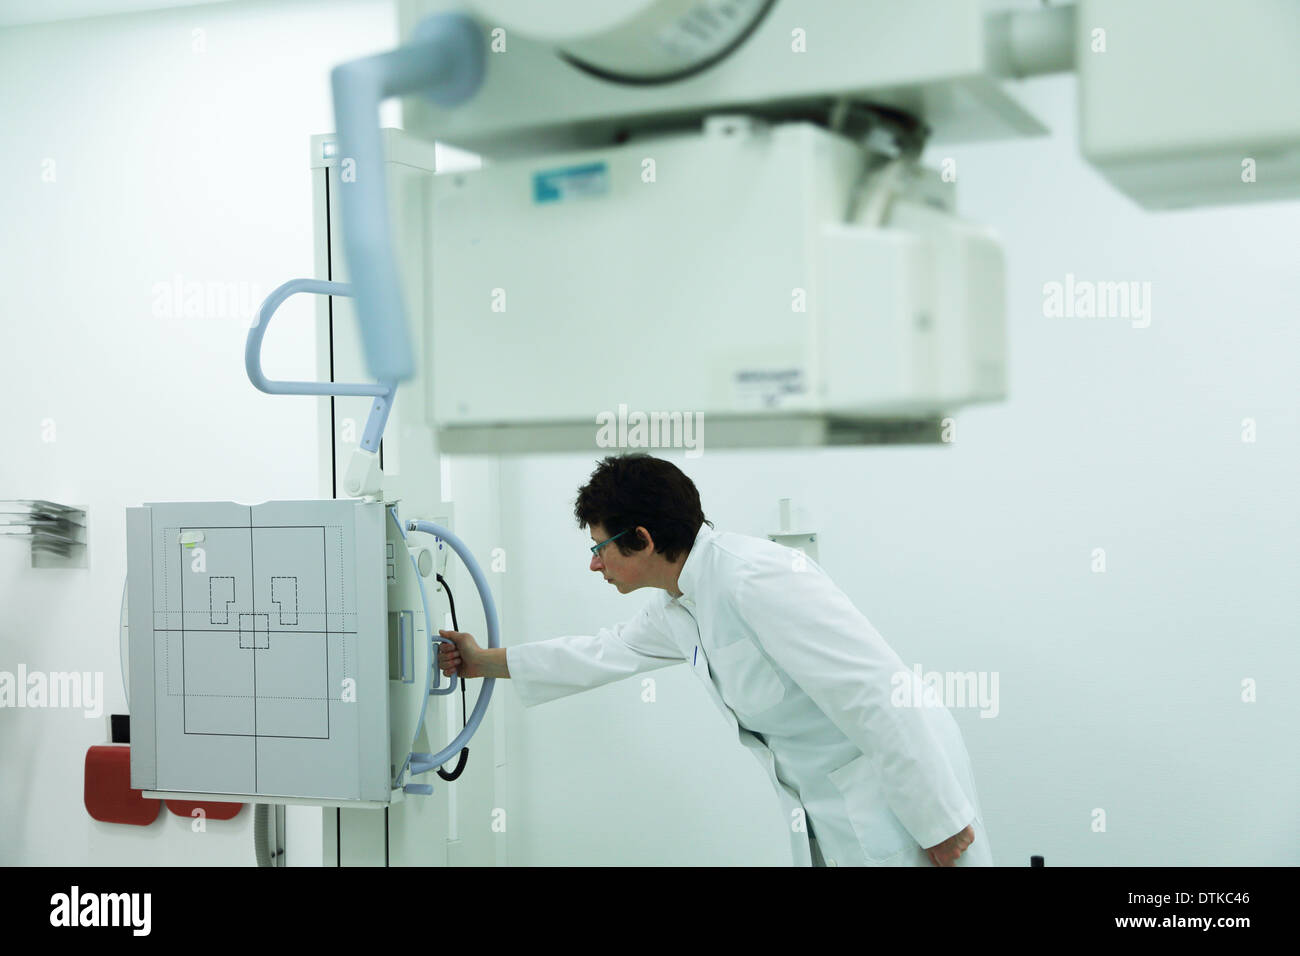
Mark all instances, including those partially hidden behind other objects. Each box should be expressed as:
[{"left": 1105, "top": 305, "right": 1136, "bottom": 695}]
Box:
[
  {"left": 0, "top": 0, "right": 399, "bottom": 865},
  {"left": 494, "top": 75, "right": 1299, "bottom": 866}
]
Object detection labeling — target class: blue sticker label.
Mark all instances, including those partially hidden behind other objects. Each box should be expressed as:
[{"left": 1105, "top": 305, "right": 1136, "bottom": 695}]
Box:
[{"left": 533, "top": 162, "right": 610, "bottom": 204}]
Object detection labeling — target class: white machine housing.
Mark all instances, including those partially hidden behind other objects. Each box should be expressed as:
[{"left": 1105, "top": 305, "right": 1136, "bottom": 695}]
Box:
[
  {"left": 125, "top": 497, "right": 449, "bottom": 809},
  {"left": 402, "top": 0, "right": 1050, "bottom": 157},
  {"left": 430, "top": 118, "right": 1005, "bottom": 452},
  {"left": 1077, "top": 0, "right": 1300, "bottom": 210}
]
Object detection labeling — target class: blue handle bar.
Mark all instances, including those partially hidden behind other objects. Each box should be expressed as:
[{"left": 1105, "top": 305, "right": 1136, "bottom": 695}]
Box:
[
  {"left": 246, "top": 278, "right": 392, "bottom": 398},
  {"left": 404, "top": 518, "right": 498, "bottom": 777},
  {"left": 247, "top": 278, "right": 397, "bottom": 454}
]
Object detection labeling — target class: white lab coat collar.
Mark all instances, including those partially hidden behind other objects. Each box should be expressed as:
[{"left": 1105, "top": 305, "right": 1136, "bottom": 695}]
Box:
[{"left": 673, "top": 522, "right": 715, "bottom": 603}]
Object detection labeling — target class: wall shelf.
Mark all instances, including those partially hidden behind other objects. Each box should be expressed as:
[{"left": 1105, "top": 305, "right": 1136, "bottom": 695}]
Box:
[{"left": 0, "top": 500, "right": 87, "bottom": 568}]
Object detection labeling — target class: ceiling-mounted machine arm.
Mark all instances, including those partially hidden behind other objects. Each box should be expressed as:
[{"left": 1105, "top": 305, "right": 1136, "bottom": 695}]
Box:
[{"left": 329, "top": 12, "right": 486, "bottom": 385}]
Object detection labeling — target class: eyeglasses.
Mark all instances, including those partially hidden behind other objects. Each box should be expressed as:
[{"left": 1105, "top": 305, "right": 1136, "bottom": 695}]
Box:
[{"left": 590, "top": 529, "right": 629, "bottom": 557}]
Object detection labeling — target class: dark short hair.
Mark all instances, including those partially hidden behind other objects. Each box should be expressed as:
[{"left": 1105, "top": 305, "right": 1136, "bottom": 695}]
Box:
[{"left": 574, "top": 454, "right": 712, "bottom": 563}]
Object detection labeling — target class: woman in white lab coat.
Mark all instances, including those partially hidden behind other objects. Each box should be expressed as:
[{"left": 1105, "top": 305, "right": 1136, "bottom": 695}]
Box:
[{"left": 438, "top": 454, "right": 992, "bottom": 867}]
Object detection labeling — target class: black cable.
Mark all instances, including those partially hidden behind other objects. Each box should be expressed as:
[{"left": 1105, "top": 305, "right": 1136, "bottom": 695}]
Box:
[{"left": 434, "top": 572, "right": 469, "bottom": 781}]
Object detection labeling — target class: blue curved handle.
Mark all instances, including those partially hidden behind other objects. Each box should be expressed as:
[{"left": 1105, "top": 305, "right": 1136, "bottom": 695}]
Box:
[
  {"left": 248, "top": 278, "right": 397, "bottom": 453},
  {"left": 404, "top": 518, "right": 498, "bottom": 777},
  {"left": 246, "top": 278, "right": 391, "bottom": 398}
]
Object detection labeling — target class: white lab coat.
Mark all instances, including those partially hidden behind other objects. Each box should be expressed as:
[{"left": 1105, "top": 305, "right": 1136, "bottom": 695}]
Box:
[{"left": 507, "top": 524, "right": 993, "bottom": 866}]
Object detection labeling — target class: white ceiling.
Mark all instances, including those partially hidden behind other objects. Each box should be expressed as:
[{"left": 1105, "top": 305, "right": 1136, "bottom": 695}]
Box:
[{"left": 0, "top": 0, "right": 235, "bottom": 28}]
